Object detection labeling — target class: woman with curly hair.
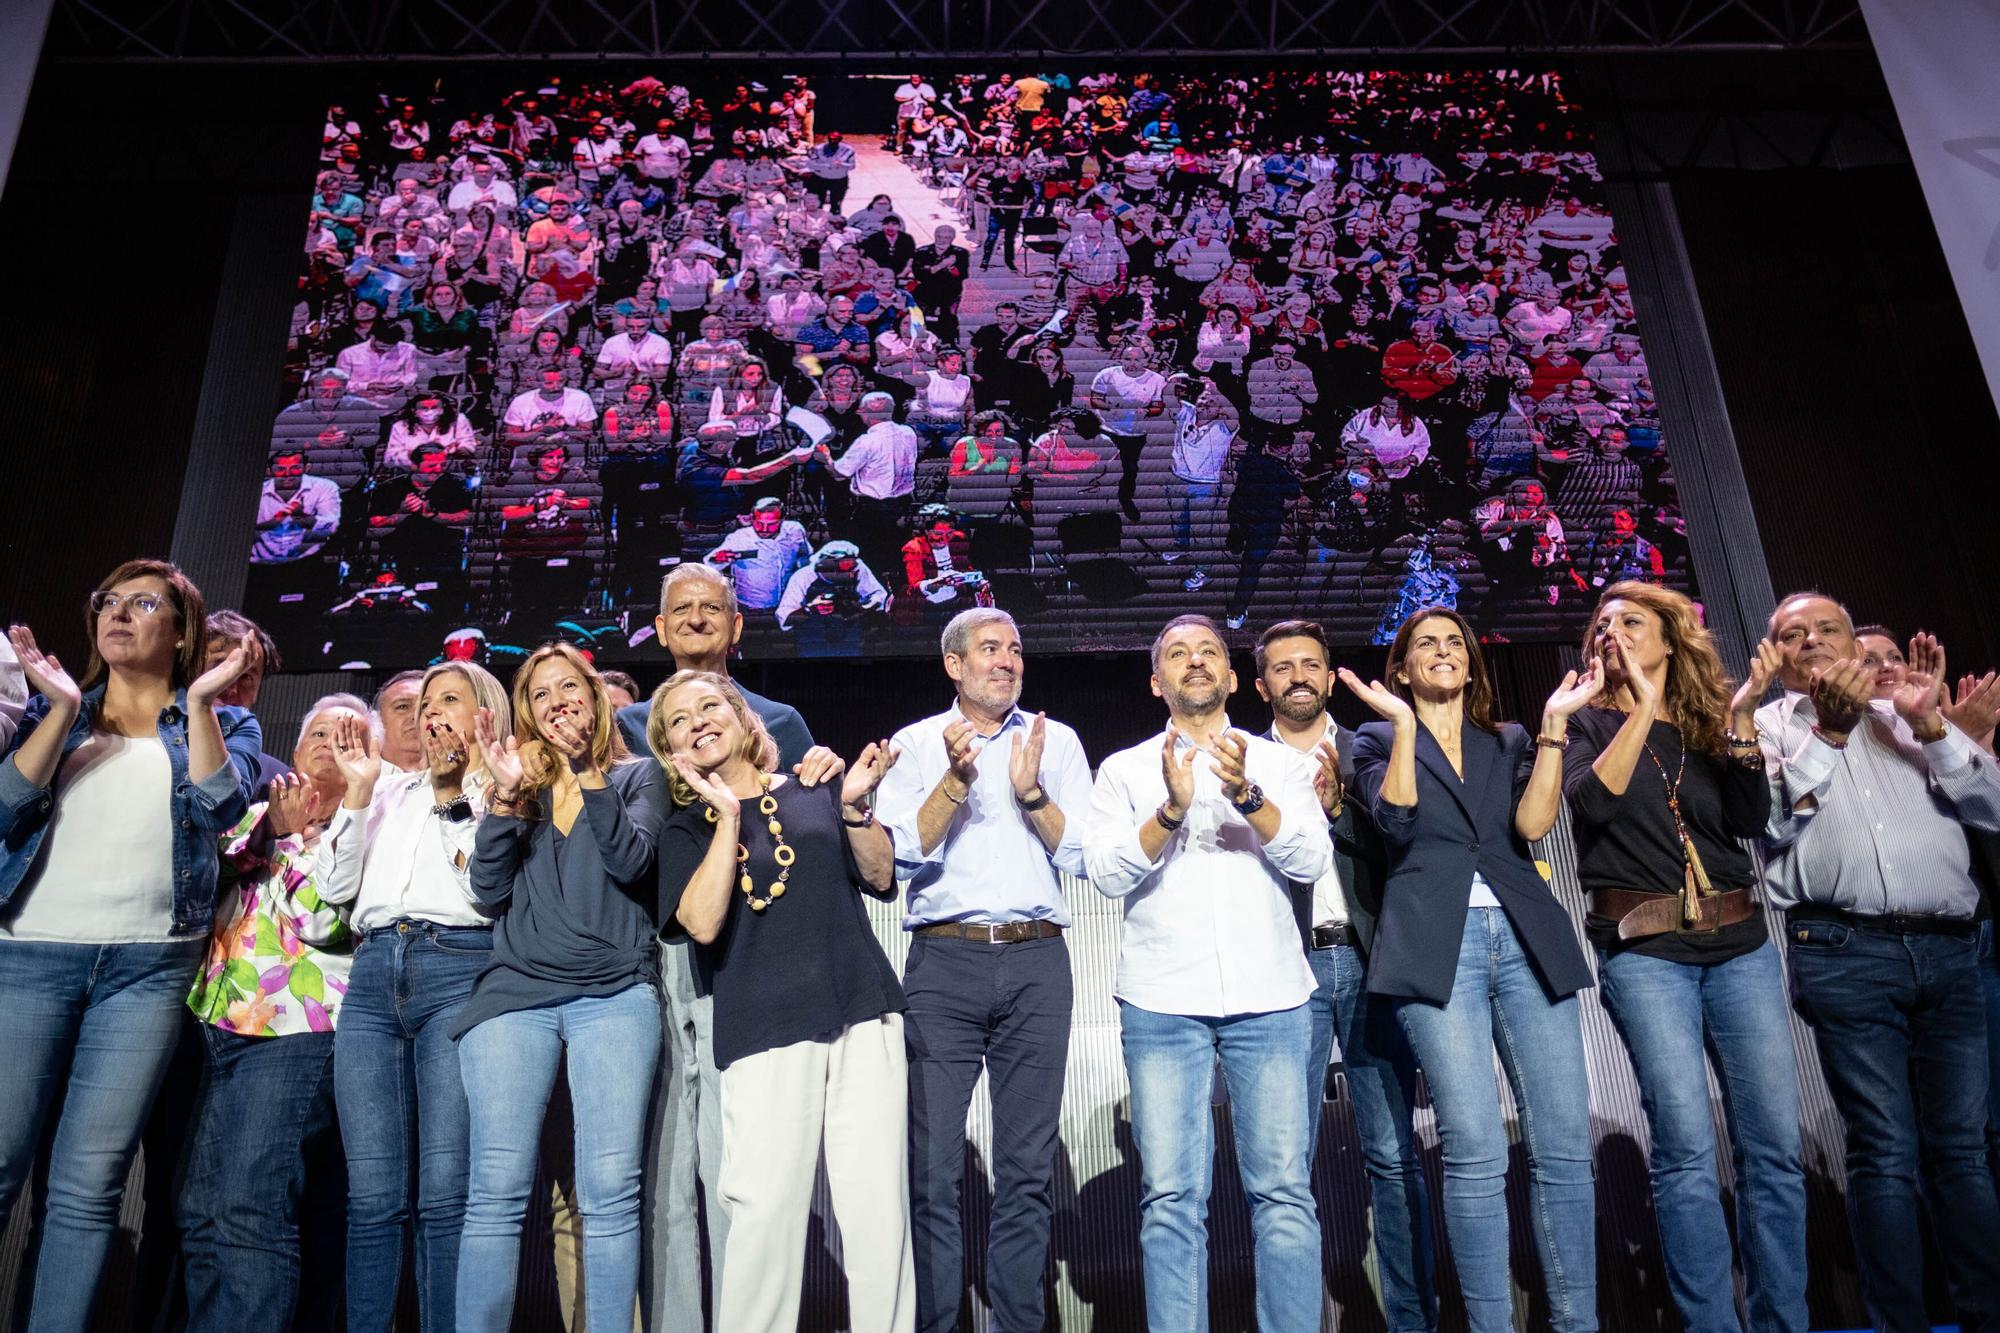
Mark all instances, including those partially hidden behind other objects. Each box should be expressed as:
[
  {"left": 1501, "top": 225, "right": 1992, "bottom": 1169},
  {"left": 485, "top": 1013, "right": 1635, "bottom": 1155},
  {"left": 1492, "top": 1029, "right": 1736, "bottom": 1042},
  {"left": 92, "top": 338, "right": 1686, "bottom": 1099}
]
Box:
[{"left": 1563, "top": 580, "right": 1805, "bottom": 1333}]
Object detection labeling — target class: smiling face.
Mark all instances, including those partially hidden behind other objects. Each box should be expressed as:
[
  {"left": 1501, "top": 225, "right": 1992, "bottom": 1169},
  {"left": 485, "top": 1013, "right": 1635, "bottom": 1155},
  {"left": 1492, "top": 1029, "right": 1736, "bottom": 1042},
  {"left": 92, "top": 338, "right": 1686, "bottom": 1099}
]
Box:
[
  {"left": 659, "top": 679, "right": 747, "bottom": 774},
  {"left": 1591, "top": 597, "right": 1669, "bottom": 684},
  {"left": 1151, "top": 623, "right": 1235, "bottom": 717},
  {"left": 525, "top": 653, "right": 595, "bottom": 742},
  {"left": 1256, "top": 634, "right": 1329, "bottom": 726},
  {"left": 1770, "top": 595, "right": 1856, "bottom": 694},
  {"left": 1857, "top": 632, "right": 1906, "bottom": 699},
  {"left": 946, "top": 619, "right": 1025, "bottom": 717},
  {"left": 1397, "top": 615, "right": 1470, "bottom": 703},
  {"left": 94, "top": 575, "right": 180, "bottom": 679},
  {"left": 655, "top": 569, "right": 742, "bottom": 670}
]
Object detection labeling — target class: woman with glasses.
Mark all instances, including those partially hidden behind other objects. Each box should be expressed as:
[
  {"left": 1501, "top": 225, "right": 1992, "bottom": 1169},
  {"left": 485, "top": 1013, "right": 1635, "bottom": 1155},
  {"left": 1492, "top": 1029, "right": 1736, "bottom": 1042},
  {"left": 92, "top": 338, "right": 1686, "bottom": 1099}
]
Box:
[
  {"left": 0, "top": 559, "right": 261, "bottom": 1333},
  {"left": 318, "top": 661, "right": 510, "bottom": 1333},
  {"left": 451, "top": 645, "right": 665, "bottom": 1333},
  {"left": 1344, "top": 605, "right": 1603, "bottom": 1333}
]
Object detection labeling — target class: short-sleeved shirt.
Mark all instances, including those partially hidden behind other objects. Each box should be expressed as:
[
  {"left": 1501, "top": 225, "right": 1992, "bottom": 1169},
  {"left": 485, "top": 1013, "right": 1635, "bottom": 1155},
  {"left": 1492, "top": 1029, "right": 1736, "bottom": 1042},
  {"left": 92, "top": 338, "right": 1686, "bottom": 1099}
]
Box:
[{"left": 656, "top": 779, "right": 904, "bottom": 1067}]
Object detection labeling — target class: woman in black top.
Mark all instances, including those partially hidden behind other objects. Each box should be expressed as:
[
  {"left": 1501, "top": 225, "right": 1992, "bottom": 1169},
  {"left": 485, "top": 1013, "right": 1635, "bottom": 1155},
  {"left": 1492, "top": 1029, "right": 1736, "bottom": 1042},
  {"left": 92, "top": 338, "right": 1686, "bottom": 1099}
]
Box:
[
  {"left": 652, "top": 671, "right": 914, "bottom": 1333},
  {"left": 1563, "top": 581, "right": 1804, "bottom": 1333},
  {"left": 452, "top": 643, "right": 666, "bottom": 1333}
]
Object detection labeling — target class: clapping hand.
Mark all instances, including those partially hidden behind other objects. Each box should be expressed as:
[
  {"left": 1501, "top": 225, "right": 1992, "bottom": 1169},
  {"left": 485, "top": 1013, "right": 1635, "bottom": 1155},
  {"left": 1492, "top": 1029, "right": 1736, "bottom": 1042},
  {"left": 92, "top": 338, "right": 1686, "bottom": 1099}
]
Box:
[
  {"left": 1159, "top": 724, "right": 1197, "bottom": 819},
  {"left": 543, "top": 701, "right": 597, "bottom": 773},
  {"left": 1312, "top": 738, "right": 1342, "bottom": 815},
  {"left": 475, "top": 709, "right": 524, "bottom": 801},
  {"left": 842, "top": 740, "right": 900, "bottom": 808},
  {"left": 330, "top": 712, "right": 382, "bottom": 800},
  {"left": 1730, "top": 638, "right": 1784, "bottom": 722},
  {"left": 7, "top": 625, "right": 81, "bottom": 713},
  {"left": 423, "top": 718, "right": 470, "bottom": 785},
  {"left": 1009, "top": 712, "right": 1048, "bottom": 802},
  {"left": 943, "top": 718, "right": 981, "bottom": 791},
  {"left": 1807, "top": 659, "right": 1872, "bottom": 735},
  {"left": 671, "top": 754, "right": 741, "bottom": 819},
  {"left": 1892, "top": 632, "right": 1947, "bottom": 734},
  {"left": 1337, "top": 666, "right": 1415, "bottom": 727},
  {"left": 1944, "top": 671, "right": 2000, "bottom": 752},
  {"left": 1211, "top": 729, "right": 1252, "bottom": 802},
  {"left": 267, "top": 771, "right": 336, "bottom": 841},
  {"left": 189, "top": 632, "right": 256, "bottom": 709},
  {"left": 1542, "top": 660, "right": 1604, "bottom": 725}
]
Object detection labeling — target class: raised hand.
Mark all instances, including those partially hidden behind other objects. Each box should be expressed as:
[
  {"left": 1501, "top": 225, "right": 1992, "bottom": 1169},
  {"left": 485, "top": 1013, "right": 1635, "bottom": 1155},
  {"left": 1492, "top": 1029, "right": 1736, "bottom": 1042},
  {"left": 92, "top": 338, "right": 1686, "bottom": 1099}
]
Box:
[
  {"left": 842, "top": 741, "right": 901, "bottom": 807},
  {"left": 1009, "top": 711, "right": 1048, "bottom": 801},
  {"left": 1312, "top": 737, "right": 1342, "bottom": 814},
  {"left": 1543, "top": 661, "right": 1604, "bottom": 725},
  {"left": 1160, "top": 724, "right": 1197, "bottom": 817},
  {"left": 943, "top": 718, "right": 981, "bottom": 790},
  {"left": 189, "top": 632, "right": 256, "bottom": 708},
  {"left": 267, "top": 771, "right": 335, "bottom": 841},
  {"left": 1807, "top": 658, "right": 1872, "bottom": 734},
  {"left": 1211, "top": 729, "right": 1251, "bottom": 801},
  {"left": 1730, "top": 638, "right": 1784, "bottom": 721},
  {"left": 544, "top": 701, "right": 597, "bottom": 772},
  {"left": 330, "top": 712, "right": 382, "bottom": 798},
  {"left": 1907, "top": 632, "right": 1946, "bottom": 687},
  {"left": 1944, "top": 671, "right": 2000, "bottom": 752},
  {"left": 1337, "top": 666, "right": 1415, "bottom": 728},
  {"left": 1892, "top": 634, "right": 1947, "bottom": 733},
  {"left": 7, "top": 625, "right": 81, "bottom": 713},
  {"left": 671, "top": 754, "right": 740, "bottom": 819},
  {"left": 1602, "top": 636, "right": 1657, "bottom": 713},
  {"left": 792, "top": 744, "right": 847, "bottom": 789},
  {"left": 423, "top": 719, "right": 470, "bottom": 787},
  {"left": 476, "top": 709, "right": 526, "bottom": 799}
]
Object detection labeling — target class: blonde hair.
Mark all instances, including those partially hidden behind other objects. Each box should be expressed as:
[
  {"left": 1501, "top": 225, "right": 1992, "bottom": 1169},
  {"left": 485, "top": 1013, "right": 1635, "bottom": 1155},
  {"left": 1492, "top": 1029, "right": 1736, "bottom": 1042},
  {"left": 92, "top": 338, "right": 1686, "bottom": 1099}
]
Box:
[
  {"left": 646, "top": 670, "right": 776, "bottom": 807},
  {"left": 506, "top": 643, "right": 633, "bottom": 810},
  {"left": 1582, "top": 581, "right": 1733, "bottom": 757},
  {"left": 419, "top": 661, "right": 511, "bottom": 776}
]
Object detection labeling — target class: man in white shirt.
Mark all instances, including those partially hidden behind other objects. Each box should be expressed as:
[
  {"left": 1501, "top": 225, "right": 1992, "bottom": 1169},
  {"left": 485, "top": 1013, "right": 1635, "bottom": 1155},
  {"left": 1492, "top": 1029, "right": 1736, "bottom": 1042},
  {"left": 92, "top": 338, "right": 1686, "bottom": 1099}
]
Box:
[
  {"left": 634, "top": 119, "right": 691, "bottom": 198},
  {"left": 446, "top": 158, "right": 517, "bottom": 216},
  {"left": 1088, "top": 341, "right": 1165, "bottom": 522},
  {"left": 893, "top": 76, "right": 936, "bottom": 152},
  {"left": 251, "top": 449, "right": 341, "bottom": 564},
  {"left": 591, "top": 306, "right": 675, "bottom": 389},
  {"left": 503, "top": 369, "right": 599, "bottom": 450},
  {"left": 704, "top": 497, "right": 810, "bottom": 611},
  {"left": 1253, "top": 619, "right": 1438, "bottom": 1330},
  {"left": 817, "top": 392, "right": 921, "bottom": 574},
  {"left": 1082, "top": 614, "right": 1329, "bottom": 1332}
]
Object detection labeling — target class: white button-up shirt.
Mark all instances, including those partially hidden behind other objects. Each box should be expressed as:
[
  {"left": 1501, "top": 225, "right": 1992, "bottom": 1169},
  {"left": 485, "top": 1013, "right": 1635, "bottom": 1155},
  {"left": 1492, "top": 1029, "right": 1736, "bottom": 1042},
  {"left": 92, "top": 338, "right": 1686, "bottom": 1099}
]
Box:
[
  {"left": 1084, "top": 721, "right": 1329, "bottom": 1017},
  {"left": 1265, "top": 714, "right": 1347, "bottom": 929},
  {"left": 318, "top": 769, "right": 492, "bottom": 931}
]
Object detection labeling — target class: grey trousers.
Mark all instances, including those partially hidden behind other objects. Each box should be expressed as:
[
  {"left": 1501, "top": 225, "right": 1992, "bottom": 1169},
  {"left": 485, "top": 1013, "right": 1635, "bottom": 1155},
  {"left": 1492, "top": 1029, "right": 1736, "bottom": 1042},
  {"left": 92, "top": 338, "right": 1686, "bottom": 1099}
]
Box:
[{"left": 641, "top": 939, "right": 729, "bottom": 1332}]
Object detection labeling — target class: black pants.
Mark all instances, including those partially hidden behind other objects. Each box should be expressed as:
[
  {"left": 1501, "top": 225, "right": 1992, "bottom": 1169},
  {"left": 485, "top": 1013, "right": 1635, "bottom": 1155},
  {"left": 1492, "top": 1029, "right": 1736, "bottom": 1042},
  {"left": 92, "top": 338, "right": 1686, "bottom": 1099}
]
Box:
[
  {"left": 806, "top": 174, "right": 850, "bottom": 212},
  {"left": 905, "top": 933, "right": 1073, "bottom": 1333},
  {"left": 1107, "top": 430, "right": 1147, "bottom": 514}
]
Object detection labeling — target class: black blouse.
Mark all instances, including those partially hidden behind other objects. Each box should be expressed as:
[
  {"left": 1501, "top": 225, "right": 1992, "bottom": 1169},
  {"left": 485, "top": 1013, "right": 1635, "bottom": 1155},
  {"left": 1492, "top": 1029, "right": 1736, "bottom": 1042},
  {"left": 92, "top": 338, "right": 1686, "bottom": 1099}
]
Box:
[
  {"left": 1561, "top": 707, "right": 1770, "bottom": 964},
  {"left": 655, "top": 778, "right": 904, "bottom": 1069}
]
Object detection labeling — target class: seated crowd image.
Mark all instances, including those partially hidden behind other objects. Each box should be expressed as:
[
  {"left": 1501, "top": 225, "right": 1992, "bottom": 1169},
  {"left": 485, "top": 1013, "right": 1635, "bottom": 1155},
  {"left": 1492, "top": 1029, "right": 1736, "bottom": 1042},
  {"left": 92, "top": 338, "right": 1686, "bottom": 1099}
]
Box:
[{"left": 4, "top": 57, "right": 2000, "bottom": 1333}]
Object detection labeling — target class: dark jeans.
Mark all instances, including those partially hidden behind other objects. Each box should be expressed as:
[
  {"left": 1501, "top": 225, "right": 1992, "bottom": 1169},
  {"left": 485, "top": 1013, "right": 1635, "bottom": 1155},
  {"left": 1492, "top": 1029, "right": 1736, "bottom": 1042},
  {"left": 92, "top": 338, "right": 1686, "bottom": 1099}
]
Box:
[
  {"left": 982, "top": 209, "right": 1023, "bottom": 267},
  {"left": 334, "top": 923, "right": 493, "bottom": 1333},
  {"left": 1787, "top": 915, "right": 2000, "bottom": 1333},
  {"left": 178, "top": 1026, "right": 343, "bottom": 1333},
  {"left": 1106, "top": 430, "right": 1145, "bottom": 513},
  {"left": 806, "top": 174, "right": 850, "bottom": 212},
  {"left": 904, "top": 934, "right": 1072, "bottom": 1333},
  {"left": 1304, "top": 944, "right": 1436, "bottom": 1331},
  {"left": 0, "top": 938, "right": 204, "bottom": 1333}
]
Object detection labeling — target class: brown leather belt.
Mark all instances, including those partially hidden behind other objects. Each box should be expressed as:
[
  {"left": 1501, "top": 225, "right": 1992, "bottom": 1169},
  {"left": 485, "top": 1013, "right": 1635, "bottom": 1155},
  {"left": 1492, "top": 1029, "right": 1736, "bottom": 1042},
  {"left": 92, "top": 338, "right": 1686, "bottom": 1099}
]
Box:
[
  {"left": 1595, "top": 886, "right": 1757, "bottom": 940},
  {"left": 915, "top": 920, "right": 1063, "bottom": 943}
]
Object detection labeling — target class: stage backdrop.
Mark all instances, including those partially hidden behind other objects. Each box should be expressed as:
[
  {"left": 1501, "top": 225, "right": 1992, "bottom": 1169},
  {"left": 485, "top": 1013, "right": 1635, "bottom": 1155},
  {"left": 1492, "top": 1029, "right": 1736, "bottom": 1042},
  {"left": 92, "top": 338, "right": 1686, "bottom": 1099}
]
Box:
[{"left": 245, "top": 68, "right": 1688, "bottom": 671}]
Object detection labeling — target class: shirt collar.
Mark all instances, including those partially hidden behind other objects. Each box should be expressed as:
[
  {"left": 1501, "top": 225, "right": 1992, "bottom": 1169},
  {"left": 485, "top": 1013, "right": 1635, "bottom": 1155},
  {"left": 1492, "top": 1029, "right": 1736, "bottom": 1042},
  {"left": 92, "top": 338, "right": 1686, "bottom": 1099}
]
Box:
[
  {"left": 1266, "top": 711, "right": 1333, "bottom": 751},
  {"left": 950, "top": 700, "right": 1025, "bottom": 740},
  {"left": 1169, "top": 715, "right": 1234, "bottom": 751}
]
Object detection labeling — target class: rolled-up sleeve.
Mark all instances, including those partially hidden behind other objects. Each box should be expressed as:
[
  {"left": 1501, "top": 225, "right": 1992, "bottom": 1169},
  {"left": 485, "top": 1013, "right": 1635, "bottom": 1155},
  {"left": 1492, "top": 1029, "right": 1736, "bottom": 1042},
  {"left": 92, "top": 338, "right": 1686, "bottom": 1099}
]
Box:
[
  {"left": 1761, "top": 702, "right": 1838, "bottom": 848},
  {"left": 1082, "top": 755, "right": 1160, "bottom": 899}
]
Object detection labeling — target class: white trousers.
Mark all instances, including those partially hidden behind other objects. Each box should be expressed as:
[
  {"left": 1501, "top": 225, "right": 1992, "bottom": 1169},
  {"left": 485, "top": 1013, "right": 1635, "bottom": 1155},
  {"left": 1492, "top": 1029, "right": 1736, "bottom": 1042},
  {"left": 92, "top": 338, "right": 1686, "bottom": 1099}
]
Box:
[{"left": 716, "top": 1013, "right": 916, "bottom": 1333}]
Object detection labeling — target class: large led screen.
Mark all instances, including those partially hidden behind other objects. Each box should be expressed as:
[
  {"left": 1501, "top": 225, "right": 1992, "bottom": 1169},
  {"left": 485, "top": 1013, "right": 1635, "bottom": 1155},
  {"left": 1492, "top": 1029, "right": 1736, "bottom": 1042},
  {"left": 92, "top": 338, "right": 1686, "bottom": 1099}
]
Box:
[{"left": 250, "top": 68, "right": 1686, "bottom": 666}]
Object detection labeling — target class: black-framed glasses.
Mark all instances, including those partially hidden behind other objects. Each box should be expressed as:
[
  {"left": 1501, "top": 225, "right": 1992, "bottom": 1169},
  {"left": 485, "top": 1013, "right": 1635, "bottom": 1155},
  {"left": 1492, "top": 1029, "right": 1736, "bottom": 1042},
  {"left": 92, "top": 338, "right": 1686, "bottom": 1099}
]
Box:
[{"left": 89, "top": 591, "right": 169, "bottom": 618}]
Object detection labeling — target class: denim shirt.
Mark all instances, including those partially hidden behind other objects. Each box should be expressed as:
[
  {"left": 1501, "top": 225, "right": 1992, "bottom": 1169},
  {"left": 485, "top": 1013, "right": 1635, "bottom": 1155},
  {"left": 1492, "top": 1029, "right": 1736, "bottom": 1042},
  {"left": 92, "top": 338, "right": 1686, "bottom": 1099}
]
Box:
[{"left": 0, "top": 686, "right": 262, "bottom": 938}]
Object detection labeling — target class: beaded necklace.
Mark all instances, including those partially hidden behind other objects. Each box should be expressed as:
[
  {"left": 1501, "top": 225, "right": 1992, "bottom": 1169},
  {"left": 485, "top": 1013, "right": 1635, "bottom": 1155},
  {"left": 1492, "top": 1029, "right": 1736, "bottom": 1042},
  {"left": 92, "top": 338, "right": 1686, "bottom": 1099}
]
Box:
[{"left": 706, "top": 775, "right": 794, "bottom": 911}]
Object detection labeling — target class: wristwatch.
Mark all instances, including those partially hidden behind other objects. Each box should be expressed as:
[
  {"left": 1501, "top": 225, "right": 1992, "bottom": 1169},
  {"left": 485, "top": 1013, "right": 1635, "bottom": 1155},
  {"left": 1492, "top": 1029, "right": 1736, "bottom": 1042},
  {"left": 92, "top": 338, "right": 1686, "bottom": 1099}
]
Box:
[
  {"left": 1230, "top": 782, "right": 1266, "bottom": 816},
  {"left": 432, "top": 796, "right": 474, "bottom": 823},
  {"left": 1018, "top": 784, "right": 1050, "bottom": 811}
]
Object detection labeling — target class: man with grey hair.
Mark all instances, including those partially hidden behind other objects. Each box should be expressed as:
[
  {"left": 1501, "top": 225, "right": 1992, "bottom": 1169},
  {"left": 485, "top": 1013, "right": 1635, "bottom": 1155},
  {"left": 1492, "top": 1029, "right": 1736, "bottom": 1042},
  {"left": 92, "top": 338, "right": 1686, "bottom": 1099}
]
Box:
[
  {"left": 373, "top": 669, "right": 426, "bottom": 773},
  {"left": 1757, "top": 590, "right": 2000, "bottom": 1332},
  {"left": 613, "top": 560, "right": 819, "bottom": 1330},
  {"left": 873, "top": 607, "right": 1092, "bottom": 1333},
  {"left": 817, "top": 392, "right": 921, "bottom": 576}
]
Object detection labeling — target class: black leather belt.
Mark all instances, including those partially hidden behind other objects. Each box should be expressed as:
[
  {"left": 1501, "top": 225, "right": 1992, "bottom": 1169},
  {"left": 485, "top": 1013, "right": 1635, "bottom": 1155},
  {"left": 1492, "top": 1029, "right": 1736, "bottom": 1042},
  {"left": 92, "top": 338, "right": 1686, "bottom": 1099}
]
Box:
[
  {"left": 915, "top": 920, "right": 1063, "bottom": 943},
  {"left": 1787, "top": 903, "right": 1980, "bottom": 940},
  {"left": 1310, "top": 922, "right": 1355, "bottom": 950}
]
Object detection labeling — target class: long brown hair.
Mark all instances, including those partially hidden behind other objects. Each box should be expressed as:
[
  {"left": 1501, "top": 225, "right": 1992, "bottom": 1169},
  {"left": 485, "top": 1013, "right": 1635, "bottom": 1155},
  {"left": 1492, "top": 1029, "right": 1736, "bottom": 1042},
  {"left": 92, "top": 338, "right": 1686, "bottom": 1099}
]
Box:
[
  {"left": 81, "top": 559, "right": 208, "bottom": 690},
  {"left": 1582, "top": 581, "right": 1733, "bottom": 756},
  {"left": 1382, "top": 605, "right": 1500, "bottom": 735},
  {"left": 507, "top": 643, "right": 632, "bottom": 809},
  {"left": 647, "top": 670, "right": 777, "bottom": 807}
]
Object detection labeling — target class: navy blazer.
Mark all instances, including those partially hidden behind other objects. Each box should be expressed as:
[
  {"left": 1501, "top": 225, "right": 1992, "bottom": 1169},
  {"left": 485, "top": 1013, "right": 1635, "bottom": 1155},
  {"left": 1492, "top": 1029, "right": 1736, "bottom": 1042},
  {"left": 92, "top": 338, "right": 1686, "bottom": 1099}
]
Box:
[{"left": 1350, "top": 718, "right": 1593, "bottom": 1006}]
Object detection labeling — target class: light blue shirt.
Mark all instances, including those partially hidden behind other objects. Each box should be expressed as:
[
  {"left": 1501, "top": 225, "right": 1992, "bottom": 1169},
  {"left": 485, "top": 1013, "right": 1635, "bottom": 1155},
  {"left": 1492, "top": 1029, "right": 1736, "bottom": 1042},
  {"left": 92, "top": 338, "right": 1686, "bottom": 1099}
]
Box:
[{"left": 876, "top": 702, "right": 1092, "bottom": 929}]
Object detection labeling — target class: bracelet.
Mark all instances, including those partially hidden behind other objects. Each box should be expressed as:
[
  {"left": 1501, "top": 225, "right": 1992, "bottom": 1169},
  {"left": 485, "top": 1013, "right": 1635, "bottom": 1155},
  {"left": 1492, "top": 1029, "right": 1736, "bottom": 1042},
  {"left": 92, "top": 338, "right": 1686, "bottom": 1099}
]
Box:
[
  {"left": 841, "top": 805, "right": 875, "bottom": 829},
  {"left": 1811, "top": 725, "right": 1848, "bottom": 750},
  {"left": 1154, "top": 803, "right": 1186, "bottom": 832},
  {"left": 1725, "top": 729, "right": 1759, "bottom": 748},
  {"left": 1534, "top": 733, "right": 1568, "bottom": 750},
  {"left": 941, "top": 781, "right": 969, "bottom": 805}
]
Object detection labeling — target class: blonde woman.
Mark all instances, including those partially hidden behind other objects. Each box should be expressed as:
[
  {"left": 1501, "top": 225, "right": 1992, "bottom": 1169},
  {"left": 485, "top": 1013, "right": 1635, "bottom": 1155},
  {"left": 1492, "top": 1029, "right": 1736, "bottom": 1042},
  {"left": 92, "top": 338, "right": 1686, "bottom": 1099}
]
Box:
[
  {"left": 453, "top": 644, "right": 666, "bottom": 1333},
  {"left": 321, "top": 660, "right": 510, "bottom": 1333},
  {"left": 651, "top": 671, "right": 914, "bottom": 1333}
]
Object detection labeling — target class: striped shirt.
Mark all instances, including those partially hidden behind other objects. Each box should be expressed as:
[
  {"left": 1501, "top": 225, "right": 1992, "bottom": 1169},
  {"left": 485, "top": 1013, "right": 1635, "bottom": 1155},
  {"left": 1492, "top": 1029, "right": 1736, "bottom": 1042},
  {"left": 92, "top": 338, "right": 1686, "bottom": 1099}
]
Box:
[{"left": 1756, "top": 692, "right": 2000, "bottom": 918}]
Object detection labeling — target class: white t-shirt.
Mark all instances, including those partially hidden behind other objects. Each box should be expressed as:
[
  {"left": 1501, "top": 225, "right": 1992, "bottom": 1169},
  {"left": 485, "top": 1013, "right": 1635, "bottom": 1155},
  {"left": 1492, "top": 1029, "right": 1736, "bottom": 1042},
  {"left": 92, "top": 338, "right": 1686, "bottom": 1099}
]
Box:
[
  {"left": 503, "top": 388, "right": 598, "bottom": 431},
  {"left": 0, "top": 734, "right": 176, "bottom": 942},
  {"left": 1090, "top": 366, "right": 1165, "bottom": 436}
]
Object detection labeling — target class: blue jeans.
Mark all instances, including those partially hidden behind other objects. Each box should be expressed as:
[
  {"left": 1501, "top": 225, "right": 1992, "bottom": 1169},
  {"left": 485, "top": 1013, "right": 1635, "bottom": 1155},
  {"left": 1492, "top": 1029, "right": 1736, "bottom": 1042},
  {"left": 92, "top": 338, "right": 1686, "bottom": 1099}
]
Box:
[
  {"left": 0, "top": 937, "right": 203, "bottom": 1333},
  {"left": 1394, "top": 908, "right": 1596, "bottom": 1333},
  {"left": 1305, "top": 945, "right": 1436, "bottom": 1332},
  {"left": 334, "top": 922, "right": 492, "bottom": 1333},
  {"left": 1787, "top": 915, "right": 2000, "bottom": 1333},
  {"left": 1978, "top": 918, "right": 2000, "bottom": 1180},
  {"left": 1173, "top": 480, "right": 1221, "bottom": 556},
  {"left": 905, "top": 934, "right": 1072, "bottom": 1333},
  {"left": 457, "top": 983, "right": 661, "bottom": 1333},
  {"left": 177, "top": 1024, "right": 342, "bottom": 1333},
  {"left": 1597, "top": 940, "right": 1806, "bottom": 1333},
  {"left": 1120, "top": 999, "right": 1320, "bottom": 1333}
]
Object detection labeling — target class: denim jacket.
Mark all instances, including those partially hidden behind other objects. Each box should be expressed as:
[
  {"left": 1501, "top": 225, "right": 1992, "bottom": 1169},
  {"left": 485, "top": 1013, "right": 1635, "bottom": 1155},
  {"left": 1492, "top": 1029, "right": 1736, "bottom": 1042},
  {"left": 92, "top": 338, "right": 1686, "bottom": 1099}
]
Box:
[{"left": 0, "top": 686, "right": 263, "bottom": 938}]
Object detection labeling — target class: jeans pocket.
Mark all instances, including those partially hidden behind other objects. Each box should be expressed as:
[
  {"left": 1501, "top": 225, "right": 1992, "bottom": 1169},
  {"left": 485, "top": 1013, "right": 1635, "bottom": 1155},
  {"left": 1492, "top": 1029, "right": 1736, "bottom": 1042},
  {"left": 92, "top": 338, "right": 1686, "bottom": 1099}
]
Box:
[
  {"left": 429, "top": 928, "right": 496, "bottom": 956},
  {"left": 1787, "top": 921, "right": 1851, "bottom": 953}
]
